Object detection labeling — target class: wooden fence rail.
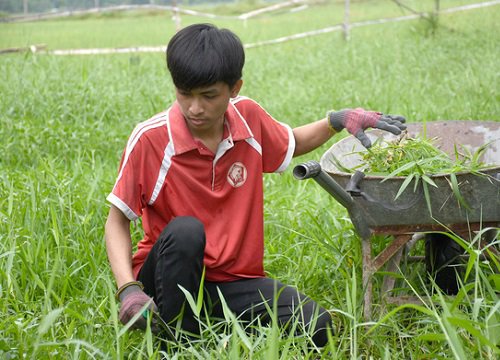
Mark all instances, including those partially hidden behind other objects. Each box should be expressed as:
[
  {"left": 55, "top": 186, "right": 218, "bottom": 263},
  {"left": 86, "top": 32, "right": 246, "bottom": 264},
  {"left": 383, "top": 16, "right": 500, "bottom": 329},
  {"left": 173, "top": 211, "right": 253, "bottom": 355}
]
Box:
[
  {"left": 2, "top": 1, "right": 307, "bottom": 23},
  {"left": 2, "top": 0, "right": 499, "bottom": 56}
]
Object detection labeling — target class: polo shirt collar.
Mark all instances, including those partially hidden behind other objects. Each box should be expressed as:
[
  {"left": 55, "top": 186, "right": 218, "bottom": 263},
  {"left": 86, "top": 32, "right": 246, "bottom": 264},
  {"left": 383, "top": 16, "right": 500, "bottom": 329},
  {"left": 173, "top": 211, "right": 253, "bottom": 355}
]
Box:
[{"left": 168, "top": 101, "right": 253, "bottom": 155}]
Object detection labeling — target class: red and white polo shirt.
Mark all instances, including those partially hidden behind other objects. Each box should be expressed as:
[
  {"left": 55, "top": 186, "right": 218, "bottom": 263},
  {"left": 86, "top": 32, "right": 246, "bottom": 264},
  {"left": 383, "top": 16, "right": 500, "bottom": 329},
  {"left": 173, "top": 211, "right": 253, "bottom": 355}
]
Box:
[{"left": 107, "top": 96, "right": 295, "bottom": 282}]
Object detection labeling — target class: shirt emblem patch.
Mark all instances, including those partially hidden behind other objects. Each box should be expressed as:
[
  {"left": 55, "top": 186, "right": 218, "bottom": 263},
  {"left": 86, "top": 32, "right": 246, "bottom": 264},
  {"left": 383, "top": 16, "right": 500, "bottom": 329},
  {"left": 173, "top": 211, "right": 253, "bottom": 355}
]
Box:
[{"left": 227, "top": 162, "right": 247, "bottom": 188}]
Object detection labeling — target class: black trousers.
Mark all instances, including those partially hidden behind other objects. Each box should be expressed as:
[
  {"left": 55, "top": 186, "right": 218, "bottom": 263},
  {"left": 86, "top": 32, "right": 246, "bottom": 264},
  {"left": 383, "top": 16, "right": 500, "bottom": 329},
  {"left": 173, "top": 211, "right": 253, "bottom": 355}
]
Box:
[{"left": 138, "top": 216, "right": 333, "bottom": 347}]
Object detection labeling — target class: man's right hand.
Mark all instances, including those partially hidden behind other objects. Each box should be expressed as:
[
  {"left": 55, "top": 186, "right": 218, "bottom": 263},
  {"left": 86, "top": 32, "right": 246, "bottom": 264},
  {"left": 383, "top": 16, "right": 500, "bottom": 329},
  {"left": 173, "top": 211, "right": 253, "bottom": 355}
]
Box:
[{"left": 117, "top": 281, "right": 159, "bottom": 331}]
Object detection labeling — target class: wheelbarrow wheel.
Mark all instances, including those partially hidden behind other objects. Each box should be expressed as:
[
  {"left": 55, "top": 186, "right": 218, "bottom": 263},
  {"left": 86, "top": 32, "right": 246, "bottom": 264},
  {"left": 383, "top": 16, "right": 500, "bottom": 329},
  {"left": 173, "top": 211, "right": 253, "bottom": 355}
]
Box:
[{"left": 425, "top": 233, "right": 464, "bottom": 295}]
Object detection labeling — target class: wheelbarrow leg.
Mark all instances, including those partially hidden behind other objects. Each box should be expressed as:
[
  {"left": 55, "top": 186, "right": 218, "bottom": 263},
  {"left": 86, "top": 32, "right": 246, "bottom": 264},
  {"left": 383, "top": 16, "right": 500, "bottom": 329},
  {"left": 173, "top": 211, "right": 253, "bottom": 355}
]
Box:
[
  {"left": 381, "top": 247, "right": 404, "bottom": 295},
  {"left": 362, "top": 234, "right": 413, "bottom": 320},
  {"left": 380, "top": 234, "right": 414, "bottom": 296},
  {"left": 362, "top": 235, "right": 373, "bottom": 321}
]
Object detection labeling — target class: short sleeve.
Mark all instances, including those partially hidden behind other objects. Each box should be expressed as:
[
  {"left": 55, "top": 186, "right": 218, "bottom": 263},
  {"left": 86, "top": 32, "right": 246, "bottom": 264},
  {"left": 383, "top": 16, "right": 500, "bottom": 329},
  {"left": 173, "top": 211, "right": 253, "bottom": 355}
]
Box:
[
  {"left": 260, "top": 117, "right": 295, "bottom": 173},
  {"left": 238, "top": 99, "right": 295, "bottom": 173},
  {"left": 107, "top": 135, "right": 157, "bottom": 221}
]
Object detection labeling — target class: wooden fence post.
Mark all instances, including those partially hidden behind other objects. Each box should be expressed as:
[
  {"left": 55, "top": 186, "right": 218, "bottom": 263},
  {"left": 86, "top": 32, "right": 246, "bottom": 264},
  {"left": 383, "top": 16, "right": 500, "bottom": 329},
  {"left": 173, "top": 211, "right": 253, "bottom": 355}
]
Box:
[
  {"left": 171, "top": 0, "right": 182, "bottom": 31},
  {"left": 343, "top": 0, "right": 350, "bottom": 40},
  {"left": 434, "top": 0, "right": 440, "bottom": 19}
]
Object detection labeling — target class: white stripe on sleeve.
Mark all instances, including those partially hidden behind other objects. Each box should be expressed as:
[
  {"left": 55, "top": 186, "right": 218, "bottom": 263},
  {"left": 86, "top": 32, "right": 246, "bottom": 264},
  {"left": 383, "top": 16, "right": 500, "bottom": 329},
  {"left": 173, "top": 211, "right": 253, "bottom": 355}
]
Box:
[
  {"left": 106, "top": 193, "right": 139, "bottom": 221},
  {"left": 114, "top": 114, "right": 168, "bottom": 187},
  {"left": 275, "top": 122, "right": 295, "bottom": 173},
  {"left": 244, "top": 138, "right": 262, "bottom": 155},
  {"left": 149, "top": 141, "right": 175, "bottom": 205}
]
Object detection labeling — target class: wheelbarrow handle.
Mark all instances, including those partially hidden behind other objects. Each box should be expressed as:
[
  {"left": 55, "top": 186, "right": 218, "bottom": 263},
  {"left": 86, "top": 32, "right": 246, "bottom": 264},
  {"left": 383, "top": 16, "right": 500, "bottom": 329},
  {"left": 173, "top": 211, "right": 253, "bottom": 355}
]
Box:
[{"left": 293, "top": 161, "right": 354, "bottom": 209}]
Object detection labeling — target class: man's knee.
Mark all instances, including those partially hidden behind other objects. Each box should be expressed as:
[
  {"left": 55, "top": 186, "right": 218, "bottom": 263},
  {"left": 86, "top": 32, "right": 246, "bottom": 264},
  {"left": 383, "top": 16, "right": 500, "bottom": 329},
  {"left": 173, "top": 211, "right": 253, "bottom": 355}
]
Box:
[
  {"left": 276, "top": 300, "right": 332, "bottom": 347},
  {"left": 267, "top": 283, "right": 333, "bottom": 346},
  {"left": 157, "top": 216, "right": 205, "bottom": 258},
  {"left": 310, "top": 309, "right": 333, "bottom": 347}
]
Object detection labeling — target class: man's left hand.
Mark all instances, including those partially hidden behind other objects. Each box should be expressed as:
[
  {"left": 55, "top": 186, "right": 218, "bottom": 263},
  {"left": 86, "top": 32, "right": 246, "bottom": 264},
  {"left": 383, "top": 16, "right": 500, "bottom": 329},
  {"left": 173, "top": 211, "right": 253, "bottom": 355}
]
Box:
[{"left": 328, "top": 108, "right": 406, "bottom": 148}]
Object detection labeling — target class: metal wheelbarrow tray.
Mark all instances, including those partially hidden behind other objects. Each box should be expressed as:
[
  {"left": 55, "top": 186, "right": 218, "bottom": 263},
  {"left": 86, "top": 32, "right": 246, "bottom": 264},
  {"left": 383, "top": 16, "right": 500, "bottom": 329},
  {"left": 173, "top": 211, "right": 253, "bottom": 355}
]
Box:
[{"left": 294, "top": 120, "right": 500, "bottom": 319}]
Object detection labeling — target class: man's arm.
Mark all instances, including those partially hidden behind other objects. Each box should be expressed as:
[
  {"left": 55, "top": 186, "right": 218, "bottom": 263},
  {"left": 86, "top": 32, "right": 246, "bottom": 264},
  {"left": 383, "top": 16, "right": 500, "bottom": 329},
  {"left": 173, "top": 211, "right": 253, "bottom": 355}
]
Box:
[
  {"left": 105, "top": 204, "right": 158, "bottom": 330},
  {"left": 105, "top": 205, "right": 135, "bottom": 288},
  {"left": 292, "top": 118, "right": 333, "bottom": 157}
]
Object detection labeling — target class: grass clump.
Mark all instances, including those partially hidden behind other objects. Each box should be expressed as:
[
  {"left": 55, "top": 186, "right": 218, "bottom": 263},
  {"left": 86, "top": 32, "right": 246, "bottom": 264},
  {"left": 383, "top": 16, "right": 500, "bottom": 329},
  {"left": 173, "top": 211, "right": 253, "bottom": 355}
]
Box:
[
  {"left": 360, "top": 131, "right": 493, "bottom": 178},
  {"left": 350, "top": 132, "right": 496, "bottom": 210},
  {"left": 362, "top": 132, "right": 454, "bottom": 176}
]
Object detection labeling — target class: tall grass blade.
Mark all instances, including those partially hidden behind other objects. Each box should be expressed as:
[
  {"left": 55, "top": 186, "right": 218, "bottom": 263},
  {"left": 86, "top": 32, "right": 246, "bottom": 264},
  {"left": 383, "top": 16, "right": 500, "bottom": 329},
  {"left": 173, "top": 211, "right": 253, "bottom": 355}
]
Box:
[
  {"left": 394, "top": 173, "right": 415, "bottom": 200},
  {"left": 37, "top": 307, "right": 65, "bottom": 338},
  {"left": 449, "top": 173, "right": 470, "bottom": 210},
  {"left": 216, "top": 288, "right": 252, "bottom": 351},
  {"left": 447, "top": 317, "right": 499, "bottom": 351},
  {"left": 422, "top": 182, "right": 432, "bottom": 217}
]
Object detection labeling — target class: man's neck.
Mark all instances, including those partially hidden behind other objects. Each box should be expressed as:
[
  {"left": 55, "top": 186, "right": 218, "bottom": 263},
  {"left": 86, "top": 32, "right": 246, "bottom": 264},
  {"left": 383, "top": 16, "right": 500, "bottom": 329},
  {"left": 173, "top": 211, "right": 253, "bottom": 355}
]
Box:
[{"left": 191, "top": 120, "right": 225, "bottom": 154}]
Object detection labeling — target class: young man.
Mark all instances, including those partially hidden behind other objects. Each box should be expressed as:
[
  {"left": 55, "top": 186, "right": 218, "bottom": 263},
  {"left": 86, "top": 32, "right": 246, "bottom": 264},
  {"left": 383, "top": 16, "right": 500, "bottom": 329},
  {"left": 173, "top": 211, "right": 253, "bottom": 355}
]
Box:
[{"left": 105, "top": 23, "right": 406, "bottom": 347}]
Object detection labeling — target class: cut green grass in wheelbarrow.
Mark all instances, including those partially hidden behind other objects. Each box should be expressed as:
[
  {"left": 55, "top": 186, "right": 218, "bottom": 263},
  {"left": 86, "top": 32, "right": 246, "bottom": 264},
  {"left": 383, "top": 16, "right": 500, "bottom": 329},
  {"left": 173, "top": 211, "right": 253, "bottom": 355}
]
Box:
[{"left": 328, "top": 130, "right": 497, "bottom": 215}]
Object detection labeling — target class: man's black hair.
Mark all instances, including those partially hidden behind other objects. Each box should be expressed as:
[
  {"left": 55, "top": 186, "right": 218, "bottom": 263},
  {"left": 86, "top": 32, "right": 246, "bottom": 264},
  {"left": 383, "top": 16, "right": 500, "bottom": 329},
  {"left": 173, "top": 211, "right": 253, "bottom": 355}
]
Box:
[{"left": 166, "top": 23, "right": 245, "bottom": 91}]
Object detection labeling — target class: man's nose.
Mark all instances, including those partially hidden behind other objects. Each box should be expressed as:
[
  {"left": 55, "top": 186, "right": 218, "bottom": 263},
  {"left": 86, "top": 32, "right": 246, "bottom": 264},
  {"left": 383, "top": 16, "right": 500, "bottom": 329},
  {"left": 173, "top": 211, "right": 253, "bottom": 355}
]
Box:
[{"left": 189, "top": 98, "right": 203, "bottom": 115}]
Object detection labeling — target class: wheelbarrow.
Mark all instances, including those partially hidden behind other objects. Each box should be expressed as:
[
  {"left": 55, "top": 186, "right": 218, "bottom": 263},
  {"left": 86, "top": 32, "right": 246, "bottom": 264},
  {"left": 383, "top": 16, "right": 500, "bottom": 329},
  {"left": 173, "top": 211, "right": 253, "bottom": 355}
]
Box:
[{"left": 293, "top": 120, "right": 500, "bottom": 320}]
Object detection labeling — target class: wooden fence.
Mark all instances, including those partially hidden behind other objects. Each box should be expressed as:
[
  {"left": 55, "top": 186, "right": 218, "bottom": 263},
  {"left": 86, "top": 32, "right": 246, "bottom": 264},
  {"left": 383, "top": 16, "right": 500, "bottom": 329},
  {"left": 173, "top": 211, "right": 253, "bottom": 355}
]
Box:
[{"left": 2, "top": 0, "right": 499, "bottom": 55}]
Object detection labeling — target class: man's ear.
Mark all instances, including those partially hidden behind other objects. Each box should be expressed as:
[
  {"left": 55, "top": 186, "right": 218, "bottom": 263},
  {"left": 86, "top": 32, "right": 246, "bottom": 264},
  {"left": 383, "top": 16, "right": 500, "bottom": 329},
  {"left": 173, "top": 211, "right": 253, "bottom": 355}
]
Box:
[{"left": 230, "top": 79, "right": 243, "bottom": 98}]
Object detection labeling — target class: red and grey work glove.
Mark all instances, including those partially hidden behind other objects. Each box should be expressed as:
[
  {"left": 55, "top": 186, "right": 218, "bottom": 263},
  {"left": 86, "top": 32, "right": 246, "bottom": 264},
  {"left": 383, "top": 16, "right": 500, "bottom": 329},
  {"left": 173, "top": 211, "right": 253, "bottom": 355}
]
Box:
[
  {"left": 328, "top": 108, "right": 406, "bottom": 148},
  {"left": 116, "top": 281, "right": 159, "bottom": 332}
]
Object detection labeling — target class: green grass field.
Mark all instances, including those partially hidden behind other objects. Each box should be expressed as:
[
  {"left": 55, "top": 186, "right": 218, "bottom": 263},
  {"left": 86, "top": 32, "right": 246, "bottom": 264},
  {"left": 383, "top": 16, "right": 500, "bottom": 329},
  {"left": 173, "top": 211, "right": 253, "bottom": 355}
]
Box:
[{"left": 1, "top": 0, "right": 499, "bottom": 358}]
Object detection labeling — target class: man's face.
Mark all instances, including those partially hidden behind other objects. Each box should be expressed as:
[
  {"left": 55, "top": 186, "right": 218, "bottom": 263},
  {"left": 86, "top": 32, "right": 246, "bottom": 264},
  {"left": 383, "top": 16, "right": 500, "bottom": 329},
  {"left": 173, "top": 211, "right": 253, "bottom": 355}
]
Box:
[{"left": 176, "top": 80, "right": 242, "bottom": 136}]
